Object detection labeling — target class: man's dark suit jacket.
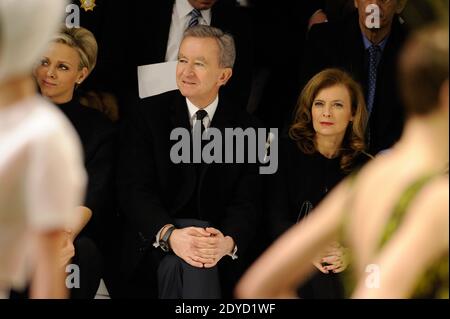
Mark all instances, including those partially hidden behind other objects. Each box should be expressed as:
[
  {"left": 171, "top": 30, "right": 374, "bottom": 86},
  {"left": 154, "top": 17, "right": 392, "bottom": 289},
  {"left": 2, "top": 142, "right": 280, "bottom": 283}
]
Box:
[
  {"left": 116, "top": 90, "right": 261, "bottom": 297},
  {"left": 123, "top": 0, "right": 253, "bottom": 110},
  {"left": 300, "top": 13, "right": 409, "bottom": 154}
]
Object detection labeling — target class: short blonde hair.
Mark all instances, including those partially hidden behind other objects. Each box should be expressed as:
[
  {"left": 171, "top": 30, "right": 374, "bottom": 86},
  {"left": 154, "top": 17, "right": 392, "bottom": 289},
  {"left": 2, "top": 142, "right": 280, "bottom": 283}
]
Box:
[{"left": 53, "top": 26, "right": 98, "bottom": 74}]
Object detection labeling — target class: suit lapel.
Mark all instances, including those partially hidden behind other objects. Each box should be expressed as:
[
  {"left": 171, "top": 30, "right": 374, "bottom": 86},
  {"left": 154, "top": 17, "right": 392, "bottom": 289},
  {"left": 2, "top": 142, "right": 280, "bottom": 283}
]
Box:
[
  {"left": 198, "top": 96, "right": 235, "bottom": 180},
  {"left": 377, "top": 18, "right": 406, "bottom": 86},
  {"left": 209, "top": 96, "right": 235, "bottom": 131},
  {"left": 169, "top": 92, "right": 197, "bottom": 211},
  {"left": 169, "top": 93, "right": 236, "bottom": 206},
  {"left": 371, "top": 17, "right": 407, "bottom": 131},
  {"left": 169, "top": 91, "right": 191, "bottom": 131}
]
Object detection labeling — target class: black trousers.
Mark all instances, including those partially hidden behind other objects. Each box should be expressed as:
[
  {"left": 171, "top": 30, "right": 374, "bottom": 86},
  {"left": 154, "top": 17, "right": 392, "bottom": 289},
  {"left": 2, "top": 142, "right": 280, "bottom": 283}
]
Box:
[{"left": 157, "top": 219, "right": 221, "bottom": 299}]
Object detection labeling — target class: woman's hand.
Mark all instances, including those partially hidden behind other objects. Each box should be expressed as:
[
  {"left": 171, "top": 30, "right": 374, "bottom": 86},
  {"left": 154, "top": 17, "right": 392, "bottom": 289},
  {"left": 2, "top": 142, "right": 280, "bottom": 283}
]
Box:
[
  {"left": 313, "top": 258, "right": 330, "bottom": 273},
  {"left": 320, "top": 242, "right": 349, "bottom": 273},
  {"left": 313, "top": 242, "right": 349, "bottom": 274}
]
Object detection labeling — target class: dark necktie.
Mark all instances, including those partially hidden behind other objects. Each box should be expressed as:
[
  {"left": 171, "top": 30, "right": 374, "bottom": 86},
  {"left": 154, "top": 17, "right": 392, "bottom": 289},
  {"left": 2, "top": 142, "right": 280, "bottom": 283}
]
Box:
[
  {"left": 367, "top": 44, "right": 382, "bottom": 116},
  {"left": 196, "top": 109, "right": 208, "bottom": 137},
  {"left": 188, "top": 8, "right": 201, "bottom": 29},
  {"left": 192, "top": 110, "right": 208, "bottom": 163}
]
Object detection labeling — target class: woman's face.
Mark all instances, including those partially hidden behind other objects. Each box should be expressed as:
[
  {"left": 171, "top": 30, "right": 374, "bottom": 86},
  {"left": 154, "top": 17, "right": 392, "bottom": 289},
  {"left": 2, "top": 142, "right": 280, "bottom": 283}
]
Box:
[
  {"left": 311, "top": 84, "right": 354, "bottom": 140},
  {"left": 34, "top": 42, "right": 87, "bottom": 104}
]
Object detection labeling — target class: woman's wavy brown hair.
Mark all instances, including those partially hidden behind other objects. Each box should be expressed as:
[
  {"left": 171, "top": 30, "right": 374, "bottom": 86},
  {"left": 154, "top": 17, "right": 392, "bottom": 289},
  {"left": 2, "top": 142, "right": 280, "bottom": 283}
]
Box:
[{"left": 289, "top": 68, "right": 368, "bottom": 172}]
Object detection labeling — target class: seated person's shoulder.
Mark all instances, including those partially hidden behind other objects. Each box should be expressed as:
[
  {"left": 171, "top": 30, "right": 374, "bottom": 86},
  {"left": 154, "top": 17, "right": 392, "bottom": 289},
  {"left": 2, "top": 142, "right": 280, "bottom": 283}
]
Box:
[
  {"left": 78, "top": 91, "right": 119, "bottom": 125},
  {"left": 77, "top": 100, "right": 115, "bottom": 134},
  {"left": 132, "top": 90, "right": 179, "bottom": 119},
  {"left": 276, "top": 135, "right": 307, "bottom": 165}
]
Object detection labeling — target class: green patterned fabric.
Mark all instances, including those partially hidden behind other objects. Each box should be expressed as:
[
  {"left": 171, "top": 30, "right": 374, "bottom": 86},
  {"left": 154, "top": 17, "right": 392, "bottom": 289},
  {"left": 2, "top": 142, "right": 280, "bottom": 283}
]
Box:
[
  {"left": 376, "top": 174, "right": 448, "bottom": 299},
  {"left": 341, "top": 173, "right": 448, "bottom": 298}
]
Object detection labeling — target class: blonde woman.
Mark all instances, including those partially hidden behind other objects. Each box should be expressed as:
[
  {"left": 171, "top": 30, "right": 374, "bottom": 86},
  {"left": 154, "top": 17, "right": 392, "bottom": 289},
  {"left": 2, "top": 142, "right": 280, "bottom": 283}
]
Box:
[{"left": 34, "top": 26, "right": 115, "bottom": 299}]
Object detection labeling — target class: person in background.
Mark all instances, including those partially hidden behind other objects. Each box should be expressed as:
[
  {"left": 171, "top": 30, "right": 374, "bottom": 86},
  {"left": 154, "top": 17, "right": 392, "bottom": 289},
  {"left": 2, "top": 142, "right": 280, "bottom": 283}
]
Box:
[
  {"left": 236, "top": 23, "right": 448, "bottom": 299},
  {"left": 123, "top": 0, "right": 253, "bottom": 112},
  {"left": 0, "top": 0, "right": 86, "bottom": 299},
  {"left": 300, "top": 0, "right": 409, "bottom": 155},
  {"left": 265, "top": 68, "right": 370, "bottom": 298},
  {"left": 117, "top": 25, "right": 261, "bottom": 298}
]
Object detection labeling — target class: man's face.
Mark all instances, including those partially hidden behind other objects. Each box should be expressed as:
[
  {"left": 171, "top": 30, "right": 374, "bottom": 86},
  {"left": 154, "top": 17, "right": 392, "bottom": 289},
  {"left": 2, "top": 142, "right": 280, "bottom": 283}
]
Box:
[
  {"left": 188, "top": 0, "right": 217, "bottom": 10},
  {"left": 354, "top": 0, "right": 404, "bottom": 30},
  {"left": 176, "top": 36, "right": 231, "bottom": 107}
]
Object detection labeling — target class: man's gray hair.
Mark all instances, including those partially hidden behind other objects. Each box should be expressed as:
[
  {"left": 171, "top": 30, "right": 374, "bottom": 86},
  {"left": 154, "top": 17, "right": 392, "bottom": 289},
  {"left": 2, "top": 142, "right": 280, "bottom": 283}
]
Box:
[{"left": 182, "top": 25, "right": 236, "bottom": 68}]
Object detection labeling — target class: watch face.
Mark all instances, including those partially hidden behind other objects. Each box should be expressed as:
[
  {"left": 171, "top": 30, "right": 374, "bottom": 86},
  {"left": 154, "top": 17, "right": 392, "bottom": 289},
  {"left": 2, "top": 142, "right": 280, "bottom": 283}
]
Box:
[{"left": 160, "top": 241, "right": 169, "bottom": 252}]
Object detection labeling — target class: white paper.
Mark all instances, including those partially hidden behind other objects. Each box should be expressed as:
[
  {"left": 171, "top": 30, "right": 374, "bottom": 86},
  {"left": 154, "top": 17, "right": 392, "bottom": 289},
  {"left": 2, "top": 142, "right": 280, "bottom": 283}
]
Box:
[{"left": 137, "top": 61, "right": 178, "bottom": 99}]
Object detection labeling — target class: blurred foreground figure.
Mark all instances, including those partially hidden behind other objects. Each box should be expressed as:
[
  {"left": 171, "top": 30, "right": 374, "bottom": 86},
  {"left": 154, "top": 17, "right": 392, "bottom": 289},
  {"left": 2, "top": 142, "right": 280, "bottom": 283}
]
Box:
[
  {"left": 236, "top": 23, "right": 449, "bottom": 299},
  {"left": 0, "top": 0, "right": 86, "bottom": 298}
]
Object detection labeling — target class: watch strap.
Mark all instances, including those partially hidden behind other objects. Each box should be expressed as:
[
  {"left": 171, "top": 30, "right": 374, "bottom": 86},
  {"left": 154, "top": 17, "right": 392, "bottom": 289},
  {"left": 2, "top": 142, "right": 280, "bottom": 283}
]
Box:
[{"left": 161, "top": 225, "right": 176, "bottom": 251}]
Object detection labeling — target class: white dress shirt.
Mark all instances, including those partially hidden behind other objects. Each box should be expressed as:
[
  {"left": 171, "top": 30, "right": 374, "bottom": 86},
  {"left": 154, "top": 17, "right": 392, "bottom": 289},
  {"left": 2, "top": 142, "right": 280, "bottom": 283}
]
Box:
[
  {"left": 186, "top": 95, "right": 218, "bottom": 130},
  {"left": 165, "top": 0, "right": 212, "bottom": 62}
]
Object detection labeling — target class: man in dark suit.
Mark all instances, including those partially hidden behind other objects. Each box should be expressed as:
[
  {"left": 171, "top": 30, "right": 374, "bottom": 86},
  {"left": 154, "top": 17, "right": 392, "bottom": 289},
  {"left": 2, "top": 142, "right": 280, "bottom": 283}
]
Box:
[
  {"left": 123, "top": 0, "right": 253, "bottom": 111},
  {"left": 300, "top": 0, "right": 409, "bottom": 155},
  {"left": 117, "top": 25, "right": 260, "bottom": 298}
]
